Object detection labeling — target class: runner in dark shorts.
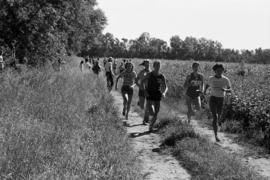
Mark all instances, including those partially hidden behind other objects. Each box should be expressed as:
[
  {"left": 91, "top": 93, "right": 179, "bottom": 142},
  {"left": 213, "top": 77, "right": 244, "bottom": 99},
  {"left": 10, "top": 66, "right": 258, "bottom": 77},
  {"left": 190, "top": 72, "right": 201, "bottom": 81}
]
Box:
[
  {"left": 142, "top": 61, "right": 168, "bottom": 131},
  {"left": 92, "top": 60, "right": 101, "bottom": 75},
  {"left": 184, "top": 62, "right": 204, "bottom": 123},
  {"left": 204, "top": 64, "right": 232, "bottom": 142},
  {"left": 115, "top": 62, "right": 137, "bottom": 120},
  {"left": 105, "top": 57, "right": 114, "bottom": 92},
  {"left": 135, "top": 60, "right": 150, "bottom": 111}
]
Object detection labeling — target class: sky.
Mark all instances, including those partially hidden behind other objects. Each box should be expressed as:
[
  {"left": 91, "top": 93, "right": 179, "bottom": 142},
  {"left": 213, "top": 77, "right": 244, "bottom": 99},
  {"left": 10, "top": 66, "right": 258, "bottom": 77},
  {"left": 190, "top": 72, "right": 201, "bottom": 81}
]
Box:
[{"left": 97, "top": 0, "right": 270, "bottom": 50}]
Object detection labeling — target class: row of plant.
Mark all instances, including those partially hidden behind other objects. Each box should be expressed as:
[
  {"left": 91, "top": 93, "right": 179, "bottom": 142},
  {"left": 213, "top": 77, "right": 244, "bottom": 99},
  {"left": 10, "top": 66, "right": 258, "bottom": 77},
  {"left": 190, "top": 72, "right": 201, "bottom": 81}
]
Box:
[{"left": 131, "top": 58, "right": 270, "bottom": 149}]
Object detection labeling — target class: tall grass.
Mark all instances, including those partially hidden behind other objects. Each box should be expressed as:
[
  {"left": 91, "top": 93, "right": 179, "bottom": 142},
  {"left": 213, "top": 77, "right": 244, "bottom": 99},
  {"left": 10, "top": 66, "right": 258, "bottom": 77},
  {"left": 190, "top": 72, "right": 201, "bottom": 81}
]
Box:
[
  {"left": 158, "top": 117, "right": 265, "bottom": 180},
  {"left": 0, "top": 57, "right": 141, "bottom": 179}
]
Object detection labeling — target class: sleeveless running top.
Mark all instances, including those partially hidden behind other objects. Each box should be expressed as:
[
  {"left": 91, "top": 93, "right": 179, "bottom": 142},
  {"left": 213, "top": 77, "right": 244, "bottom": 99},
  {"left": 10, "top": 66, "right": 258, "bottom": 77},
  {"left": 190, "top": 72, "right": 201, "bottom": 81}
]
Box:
[{"left": 186, "top": 73, "right": 203, "bottom": 98}]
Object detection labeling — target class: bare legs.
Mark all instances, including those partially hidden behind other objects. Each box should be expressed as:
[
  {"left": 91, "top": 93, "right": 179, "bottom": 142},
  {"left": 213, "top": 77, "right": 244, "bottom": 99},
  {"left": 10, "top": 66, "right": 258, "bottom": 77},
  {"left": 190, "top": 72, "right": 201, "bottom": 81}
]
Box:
[
  {"left": 144, "top": 100, "right": 160, "bottom": 131},
  {"left": 121, "top": 87, "right": 133, "bottom": 120},
  {"left": 209, "top": 96, "right": 224, "bottom": 142}
]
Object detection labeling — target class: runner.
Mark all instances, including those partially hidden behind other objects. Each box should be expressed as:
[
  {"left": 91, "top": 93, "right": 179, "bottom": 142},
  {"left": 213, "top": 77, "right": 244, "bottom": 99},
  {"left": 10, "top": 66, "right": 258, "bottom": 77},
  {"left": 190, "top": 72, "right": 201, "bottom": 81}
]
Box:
[
  {"left": 83, "top": 58, "right": 92, "bottom": 73},
  {"left": 183, "top": 62, "right": 204, "bottom": 123},
  {"left": 92, "top": 60, "right": 101, "bottom": 75},
  {"left": 79, "top": 60, "right": 84, "bottom": 72},
  {"left": 105, "top": 57, "right": 114, "bottom": 92},
  {"left": 103, "top": 57, "right": 107, "bottom": 68},
  {"left": 119, "top": 59, "right": 126, "bottom": 74},
  {"left": 52, "top": 57, "right": 62, "bottom": 71},
  {"left": 204, "top": 64, "right": 232, "bottom": 142},
  {"left": 113, "top": 59, "right": 117, "bottom": 74},
  {"left": 0, "top": 50, "right": 4, "bottom": 70},
  {"left": 135, "top": 59, "right": 150, "bottom": 111},
  {"left": 115, "top": 62, "right": 137, "bottom": 120},
  {"left": 142, "top": 61, "right": 168, "bottom": 131}
]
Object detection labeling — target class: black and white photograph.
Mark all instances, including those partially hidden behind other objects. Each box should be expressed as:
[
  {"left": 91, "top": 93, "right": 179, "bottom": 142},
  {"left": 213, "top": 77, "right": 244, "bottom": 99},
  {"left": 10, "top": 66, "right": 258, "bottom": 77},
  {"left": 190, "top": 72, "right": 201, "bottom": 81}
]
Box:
[{"left": 0, "top": 0, "right": 269, "bottom": 179}]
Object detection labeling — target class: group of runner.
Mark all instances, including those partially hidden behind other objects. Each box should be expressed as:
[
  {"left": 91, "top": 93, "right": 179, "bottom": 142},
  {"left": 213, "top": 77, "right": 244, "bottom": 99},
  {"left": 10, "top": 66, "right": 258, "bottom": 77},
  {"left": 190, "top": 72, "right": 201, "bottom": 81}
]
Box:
[
  {"left": 84, "top": 57, "right": 232, "bottom": 141},
  {"left": 183, "top": 62, "right": 232, "bottom": 142},
  {"left": 79, "top": 57, "right": 101, "bottom": 75}
]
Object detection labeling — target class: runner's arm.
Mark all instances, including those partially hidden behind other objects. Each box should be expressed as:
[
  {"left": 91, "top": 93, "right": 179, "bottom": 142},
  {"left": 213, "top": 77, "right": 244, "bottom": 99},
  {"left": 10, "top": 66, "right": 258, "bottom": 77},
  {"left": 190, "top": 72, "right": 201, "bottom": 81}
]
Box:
[
  {"left": 141, "top": 73, "right": 150, "bottom": 90},
  {"left": 222, "top": 78, "right": 232, "bottom": 93},
  {"left": 200, "top": 75, "right": 205, "bottom": 94},
  {"left": 161, "top": 75, "right": 168, "bottom": 97},
  {"left": 115, "top": 73, "right": 123, "bottom": 90},
  {"left": 183, "top": 75, "right": 191, "bottom": 93},
  {"left": 135, "top": 71, "right": 141, "bottom": 86},
  {"left": 109, "top": 62, "right": 115, "bottom": 76},
  {"left": 203, "top": 79, "right": 211, "bottom": 94}
]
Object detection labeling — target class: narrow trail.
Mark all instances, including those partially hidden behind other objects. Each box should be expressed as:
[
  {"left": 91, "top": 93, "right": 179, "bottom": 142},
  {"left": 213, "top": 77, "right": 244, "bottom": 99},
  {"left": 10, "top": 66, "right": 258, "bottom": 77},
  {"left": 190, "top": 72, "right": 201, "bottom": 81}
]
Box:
[
  {"left": 176, "top": 113, "right": 270, "bottom": 179},
  {"left": 111, "top": 91, "right": 191, "bottom": 180}
]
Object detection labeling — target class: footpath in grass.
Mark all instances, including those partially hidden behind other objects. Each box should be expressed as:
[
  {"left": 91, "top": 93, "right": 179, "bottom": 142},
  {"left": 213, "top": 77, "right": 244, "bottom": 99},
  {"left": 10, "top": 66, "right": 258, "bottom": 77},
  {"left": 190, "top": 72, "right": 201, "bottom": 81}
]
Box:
[
  {"left": 164, "top": 99, "right": 270, "bottom": 179},
  {"left": 129, "top": 89, "right": 266, "bottom": 180},
  {"left": 0, "top": 57, "right": 141, "bottom": 180},
  {"left": 156, "top": 101, "right": 269, "bottom": 180},
  {"left": 112, "top": 91, "right": 191, "bottom": 180}
]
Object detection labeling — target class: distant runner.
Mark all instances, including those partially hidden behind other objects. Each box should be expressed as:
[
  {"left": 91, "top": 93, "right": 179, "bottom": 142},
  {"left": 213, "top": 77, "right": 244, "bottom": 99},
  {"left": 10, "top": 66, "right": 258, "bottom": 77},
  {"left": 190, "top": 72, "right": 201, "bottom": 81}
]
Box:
[
  {"left": 204, "top": 64, "right": 232, "bottom": 142},
  {"left": 79, "top": 60, "right": 84, "bottom": 72},
  {"left": 184, "top": 62, "right": 204, "bottom": 123},
  {"left": 92, "top": 60, "right": 101, "bottom": 75},
  {"left": 103, "top": 57, "right": 107, "bottom": 68},
  {"left": 135, "top": 59, "right": 150, "bottom": 112},
  {"left": 113, "top": 59, "right": 117, "bottom": 74},
  {"left": 0, "top": 50, "right": 4, "bottom": 70},
  {"left": 115, "top": 62, "right": 137, "bottom": 120},
  {"left": 105, "top": 57, "right": 114, "bottom": 92},
  {"left": 52, "top": 57, "right": 62, "bottom": 71},
  {"left": 143, "top": 61, "right": 168, "bottom": 131},
  {"left": 119, "top": 59, "right": 126, "bottom": 74},
  {"left": 83, "top": 58, "right": 92, "bottom": 73}
]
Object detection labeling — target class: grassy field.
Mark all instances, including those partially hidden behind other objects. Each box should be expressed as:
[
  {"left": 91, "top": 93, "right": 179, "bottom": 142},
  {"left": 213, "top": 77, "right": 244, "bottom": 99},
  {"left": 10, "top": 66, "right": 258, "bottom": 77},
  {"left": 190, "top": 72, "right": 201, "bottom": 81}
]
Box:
[
  {"left": 0, "top": 57, "right": 141, "bottom": 180},
  {"left": 126, "top": 58, "right": 270, "bottom": 149}
]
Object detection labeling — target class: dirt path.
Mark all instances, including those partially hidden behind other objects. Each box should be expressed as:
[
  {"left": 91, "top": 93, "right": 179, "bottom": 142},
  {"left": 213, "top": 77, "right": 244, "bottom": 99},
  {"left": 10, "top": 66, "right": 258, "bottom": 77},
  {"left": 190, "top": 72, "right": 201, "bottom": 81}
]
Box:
[
  {"left": 112, "top": 91, "right": 191, "bottom": 180},
  {"left": 176, "top": 113, "right": 270, "bottom": 179}
]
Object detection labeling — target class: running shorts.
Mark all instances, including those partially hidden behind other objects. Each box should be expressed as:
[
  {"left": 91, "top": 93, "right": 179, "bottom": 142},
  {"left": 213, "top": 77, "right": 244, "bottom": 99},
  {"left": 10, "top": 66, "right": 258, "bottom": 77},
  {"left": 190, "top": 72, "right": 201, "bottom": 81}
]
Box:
[{"left": 121, "top": 85, "right": 133, "bottom": 96}]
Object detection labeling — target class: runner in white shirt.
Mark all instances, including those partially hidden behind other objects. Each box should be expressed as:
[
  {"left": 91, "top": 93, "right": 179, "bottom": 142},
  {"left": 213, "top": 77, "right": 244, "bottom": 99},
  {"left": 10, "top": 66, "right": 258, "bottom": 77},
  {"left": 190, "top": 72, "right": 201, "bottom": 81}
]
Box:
[
  {"left": 204, "top": 64, "right": 232, "bottom": 142},
  {"left": 84, "top": 58, "right": 92, "bottom": 71}
]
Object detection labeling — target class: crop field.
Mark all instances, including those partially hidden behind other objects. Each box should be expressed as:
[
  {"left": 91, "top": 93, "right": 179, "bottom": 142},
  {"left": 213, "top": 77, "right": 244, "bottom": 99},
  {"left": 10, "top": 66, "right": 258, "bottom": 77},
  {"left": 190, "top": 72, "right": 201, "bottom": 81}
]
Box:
[{"left": 127, "top": 58, "right": 270, "bottom": 148}]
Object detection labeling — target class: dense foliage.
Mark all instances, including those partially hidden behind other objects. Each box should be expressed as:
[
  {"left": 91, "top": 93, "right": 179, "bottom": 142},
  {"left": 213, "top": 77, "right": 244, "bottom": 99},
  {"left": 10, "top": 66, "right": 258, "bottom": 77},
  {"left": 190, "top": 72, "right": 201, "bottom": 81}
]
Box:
[
  {"left": 82, "top": 32, "right": 270, "bottom": 64},
  {"left": 0, "top": 0, "right": 106, "bottom": 65}
]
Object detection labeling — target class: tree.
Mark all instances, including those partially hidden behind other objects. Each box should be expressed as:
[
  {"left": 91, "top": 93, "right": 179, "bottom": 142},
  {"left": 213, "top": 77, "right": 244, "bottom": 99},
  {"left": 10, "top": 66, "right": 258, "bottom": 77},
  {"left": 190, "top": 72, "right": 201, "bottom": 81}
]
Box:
[{"left": 0, "top": 0, "right": 106, "bottom": 65}]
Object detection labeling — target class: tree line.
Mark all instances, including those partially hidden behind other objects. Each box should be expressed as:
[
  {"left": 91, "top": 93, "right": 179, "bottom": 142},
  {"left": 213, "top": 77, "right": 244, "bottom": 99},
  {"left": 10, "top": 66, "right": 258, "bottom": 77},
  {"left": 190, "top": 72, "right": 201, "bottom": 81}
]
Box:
[
  {"left": 1, "top": 1, "right": 269, "bottom": 65},
  {"left": 81, "top": 32, "right": 270, "bottom": 64}
]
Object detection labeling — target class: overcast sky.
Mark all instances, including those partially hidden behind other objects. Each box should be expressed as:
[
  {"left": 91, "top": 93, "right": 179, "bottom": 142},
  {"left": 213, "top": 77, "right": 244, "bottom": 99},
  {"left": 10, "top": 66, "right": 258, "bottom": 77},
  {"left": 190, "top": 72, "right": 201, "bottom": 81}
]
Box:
[{"left": 97, "top": 0, "right": 270, "bottom": 50}]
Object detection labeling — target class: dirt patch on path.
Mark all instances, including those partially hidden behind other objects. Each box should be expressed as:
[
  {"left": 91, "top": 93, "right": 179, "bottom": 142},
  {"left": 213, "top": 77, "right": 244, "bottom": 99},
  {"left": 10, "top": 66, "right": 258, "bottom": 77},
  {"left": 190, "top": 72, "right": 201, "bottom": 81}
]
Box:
[
  {"left": 176, "top": 114, "right": 270, "bottom": 179},
  {"left": 112, "top": 91, "right": 191, "bottom": 180}
]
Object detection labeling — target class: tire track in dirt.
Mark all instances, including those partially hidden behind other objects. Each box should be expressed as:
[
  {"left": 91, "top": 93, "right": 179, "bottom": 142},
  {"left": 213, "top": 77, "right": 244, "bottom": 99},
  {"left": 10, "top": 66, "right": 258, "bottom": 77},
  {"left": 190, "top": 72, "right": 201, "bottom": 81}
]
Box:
[{"left": 112, "top": 91, "right": 191, "bottom": 180}]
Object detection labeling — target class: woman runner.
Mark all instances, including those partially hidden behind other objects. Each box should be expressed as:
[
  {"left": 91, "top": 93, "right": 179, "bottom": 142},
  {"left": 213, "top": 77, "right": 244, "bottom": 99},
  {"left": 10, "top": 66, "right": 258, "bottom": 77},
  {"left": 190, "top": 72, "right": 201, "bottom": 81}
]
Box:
[
  {"left": 115, "top": 62, "right": 137, "bottom": 120},
  {"left": 204, "top": 64, "right": 232, "bottom": 142},
  {"left": 184, "top": 62, "right": 204, "bottom": 123}
]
